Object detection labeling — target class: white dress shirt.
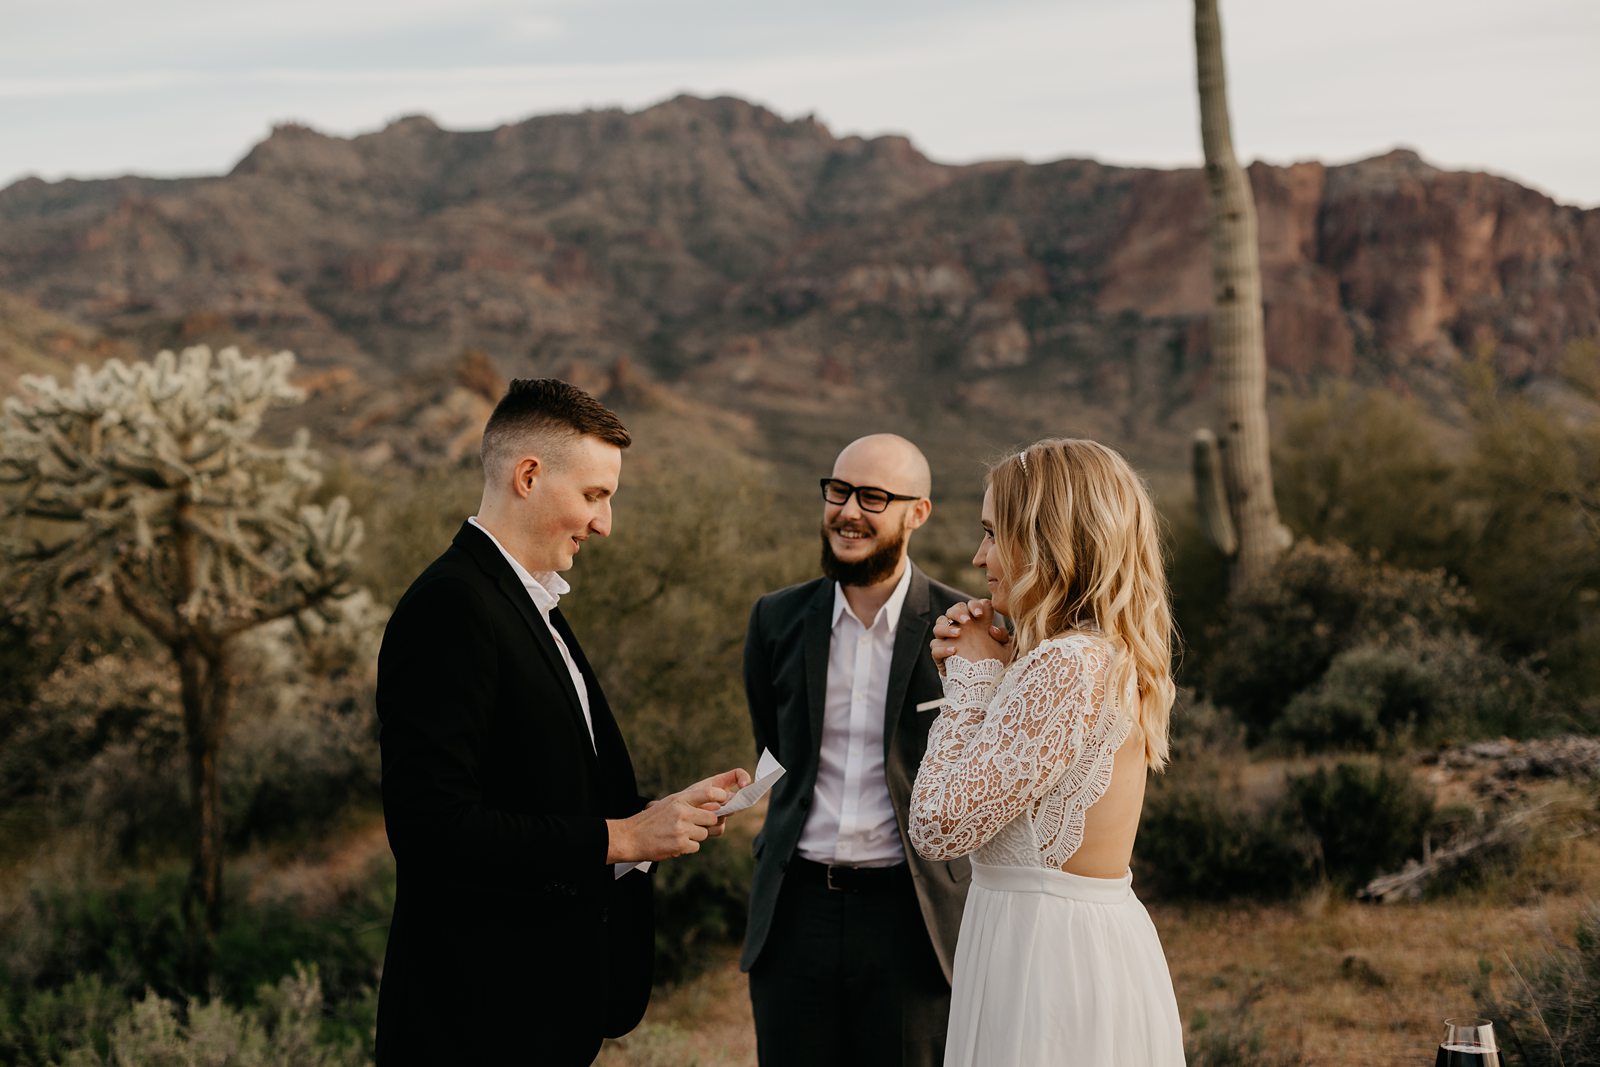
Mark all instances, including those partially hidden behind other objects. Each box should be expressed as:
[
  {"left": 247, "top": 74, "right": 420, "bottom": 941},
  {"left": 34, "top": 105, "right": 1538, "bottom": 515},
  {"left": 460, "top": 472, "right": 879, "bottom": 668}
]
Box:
[
  {"left": 796, "top": 564, "right": 913, "bottom": 868},
  {"left": 468, "top": 516, "right": 594, "bottom": 750}
]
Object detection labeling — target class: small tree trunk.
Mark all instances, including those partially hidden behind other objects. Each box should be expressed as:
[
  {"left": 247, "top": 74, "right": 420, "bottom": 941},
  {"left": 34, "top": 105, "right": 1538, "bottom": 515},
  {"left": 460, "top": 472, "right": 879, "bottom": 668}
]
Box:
[
  {"left": 176, "top": 642, "right": 231, "bottom": 983},
  {"left": 1195, "top": 0, "right": 1285, "bottom": 590}
]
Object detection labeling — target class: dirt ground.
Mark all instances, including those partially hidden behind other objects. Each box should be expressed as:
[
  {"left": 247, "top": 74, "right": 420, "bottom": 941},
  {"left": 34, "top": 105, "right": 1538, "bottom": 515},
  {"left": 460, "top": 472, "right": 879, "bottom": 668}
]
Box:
[{"left": 599, "top": 807, "right": 1598, "bottom": 1067}]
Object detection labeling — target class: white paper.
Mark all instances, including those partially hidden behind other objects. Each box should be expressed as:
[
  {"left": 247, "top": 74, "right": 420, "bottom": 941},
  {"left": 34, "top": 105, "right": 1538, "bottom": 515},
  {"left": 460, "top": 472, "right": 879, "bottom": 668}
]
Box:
[
  {"left": 613, "top": 755, "right": 784, "bottom": 879},
  {"left": 715, "top": 749, "right": 785, "bottom": 816}
]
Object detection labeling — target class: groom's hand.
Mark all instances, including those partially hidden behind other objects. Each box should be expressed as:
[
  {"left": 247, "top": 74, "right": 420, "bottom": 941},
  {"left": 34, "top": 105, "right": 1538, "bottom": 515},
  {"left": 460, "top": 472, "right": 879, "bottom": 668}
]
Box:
[
  {"left": 607, "top": 794, "right": 722, "bottom": 862},
  {"left": 683, "top": 767, "right": 754, "bottom": 838},
  {"left": 605, "top": 766, "right": 750, "bottom": 862}
]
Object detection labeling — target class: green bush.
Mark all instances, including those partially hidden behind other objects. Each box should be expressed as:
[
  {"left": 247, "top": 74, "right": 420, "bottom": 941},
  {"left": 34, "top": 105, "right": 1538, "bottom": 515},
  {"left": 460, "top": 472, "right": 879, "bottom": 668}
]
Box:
[
  {"left": 1480, "top": 906, "right": 1600, "bottom": 1067},
  {"left": 1273, "top": 384, "right": 1461, "bottom": 571},
  {"left": 1199, "top": 541, "right": 1540, "bottom": 745},
  {"left": 1274, "top": 635, "right": 1555, "bottom": 752},
  {"left": 0, "top": 604, "right": 382, "bottom": 861},
  {"left": 652, "top": 838, "right": 755, "bottom": 987},
  {"left": 1167, "top": 698, "right": 1249, "bottom": 761},
  {"left": 1162, "top": 492, "right": 1238, "bottom": 687},
  {"left": 1135, "top": 767, "right": 1317, "bottom": 902},
  {"left": 0, "top": 860, "right": 389, "bottom": 1065},
  {"left": 1269, "top": 368, "right": 1600, "bottom": 703},
  {"left": 1137, "top": 754, "right": 1447, "bottom": 902},
  {"left": 1186, "top": 992, "right": 1306, "bottom": 1067},
  {"left": 0, "top": 973, "right": 124, "bottom": 1067},
  {"left": 1287, "top": 760, "right": 1434, "bottom": 890},
  {"left": 43, "top": 965, "right": 367, "bottom": 1067}
]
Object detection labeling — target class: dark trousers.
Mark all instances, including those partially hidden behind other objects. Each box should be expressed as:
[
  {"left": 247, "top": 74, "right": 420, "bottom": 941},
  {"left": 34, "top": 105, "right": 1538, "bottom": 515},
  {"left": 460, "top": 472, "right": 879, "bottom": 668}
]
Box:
[{"left": 748, "top": 861, "right": 951, "bottom": 1067}]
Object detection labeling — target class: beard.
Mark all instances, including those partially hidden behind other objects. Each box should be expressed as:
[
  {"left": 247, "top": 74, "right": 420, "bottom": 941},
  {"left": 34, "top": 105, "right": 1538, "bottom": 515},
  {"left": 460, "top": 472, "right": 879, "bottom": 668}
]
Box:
[{"left": 820, "top": 518, "right": 908, "bottom": 587}]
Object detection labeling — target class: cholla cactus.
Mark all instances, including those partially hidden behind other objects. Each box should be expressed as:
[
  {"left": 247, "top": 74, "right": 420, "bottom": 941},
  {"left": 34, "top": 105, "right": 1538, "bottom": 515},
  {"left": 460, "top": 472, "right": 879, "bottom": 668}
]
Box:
[{"left": 0, "top": 344, "right": 363, "bottom": 969}]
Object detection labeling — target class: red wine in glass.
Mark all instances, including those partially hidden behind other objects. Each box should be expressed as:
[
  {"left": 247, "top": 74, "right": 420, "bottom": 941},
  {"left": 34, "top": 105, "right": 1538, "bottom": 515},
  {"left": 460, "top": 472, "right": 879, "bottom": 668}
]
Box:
[{"left": 1435, "top": 1018, "right": 1500, "bottom": 1067}]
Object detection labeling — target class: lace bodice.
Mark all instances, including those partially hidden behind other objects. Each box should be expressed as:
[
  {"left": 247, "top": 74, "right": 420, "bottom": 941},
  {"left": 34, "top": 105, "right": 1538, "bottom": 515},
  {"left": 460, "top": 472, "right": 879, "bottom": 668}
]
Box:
[{"left": 909, "top": 633, "right": 1133, "bottom": 870}]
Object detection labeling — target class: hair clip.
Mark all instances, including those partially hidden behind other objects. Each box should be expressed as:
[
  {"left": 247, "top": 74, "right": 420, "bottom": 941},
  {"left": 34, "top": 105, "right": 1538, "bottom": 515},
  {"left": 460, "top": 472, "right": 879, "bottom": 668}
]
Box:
[{"left": 1018, "top": 451, "right": 1029, "bottom": 474}]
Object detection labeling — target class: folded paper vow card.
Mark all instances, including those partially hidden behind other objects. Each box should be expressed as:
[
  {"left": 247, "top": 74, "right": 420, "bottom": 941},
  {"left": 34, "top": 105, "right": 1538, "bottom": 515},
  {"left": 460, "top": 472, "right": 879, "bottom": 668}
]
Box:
[
  {"left": 715, "top": 748, "right": 785, "bottom": 817},
  {"left": 614, "top": 752, "right": 785, "bottom": 879}
]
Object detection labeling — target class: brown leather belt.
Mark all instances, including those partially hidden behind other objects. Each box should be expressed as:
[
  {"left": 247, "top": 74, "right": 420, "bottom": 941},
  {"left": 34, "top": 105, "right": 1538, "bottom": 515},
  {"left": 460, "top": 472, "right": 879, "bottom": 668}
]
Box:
[{"left": 790, "top": 857, "right": 910, "bottom": 894}]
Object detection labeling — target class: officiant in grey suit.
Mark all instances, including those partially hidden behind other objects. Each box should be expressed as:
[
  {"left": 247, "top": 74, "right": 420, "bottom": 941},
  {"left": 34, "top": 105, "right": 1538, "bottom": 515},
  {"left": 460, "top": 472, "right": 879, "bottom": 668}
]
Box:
[{"left": 741, "top": 434, "right": 975, "bottom": 1067}]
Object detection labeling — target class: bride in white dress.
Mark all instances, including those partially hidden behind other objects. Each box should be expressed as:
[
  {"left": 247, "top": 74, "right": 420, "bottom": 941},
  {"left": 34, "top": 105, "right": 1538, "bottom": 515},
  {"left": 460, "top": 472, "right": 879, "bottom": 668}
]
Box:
[{"left": 909, "top": 438, "right": 1185, "bottom": 1067}]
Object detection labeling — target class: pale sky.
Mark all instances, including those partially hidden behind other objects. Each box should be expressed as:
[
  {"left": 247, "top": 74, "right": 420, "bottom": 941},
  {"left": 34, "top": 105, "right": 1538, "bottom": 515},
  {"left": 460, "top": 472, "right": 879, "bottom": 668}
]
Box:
[{"left": 4, "top": 0, "right": 1597, "bottom": 206}]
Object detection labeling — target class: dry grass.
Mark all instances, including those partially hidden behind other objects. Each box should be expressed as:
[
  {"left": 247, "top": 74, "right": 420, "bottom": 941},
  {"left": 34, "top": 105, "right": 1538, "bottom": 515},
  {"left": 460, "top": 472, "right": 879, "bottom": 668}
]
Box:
[
  {"left": 597, "top": 813, "right": 1600, "bottom": 1067},
  {"left": 597, "top": 946, "right": 757, "bottom": 1067}
]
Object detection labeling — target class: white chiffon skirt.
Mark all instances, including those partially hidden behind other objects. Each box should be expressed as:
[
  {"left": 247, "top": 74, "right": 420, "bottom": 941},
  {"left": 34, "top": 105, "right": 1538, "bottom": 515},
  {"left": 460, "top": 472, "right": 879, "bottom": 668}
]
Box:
[{"left": 943, "top": 861, "right": 1185, "bottom": 1067}]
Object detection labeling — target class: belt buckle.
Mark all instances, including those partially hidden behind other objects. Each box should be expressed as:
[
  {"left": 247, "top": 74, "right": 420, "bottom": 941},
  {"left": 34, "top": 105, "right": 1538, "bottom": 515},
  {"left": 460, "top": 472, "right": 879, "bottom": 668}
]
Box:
[{"left": 825, "top": 864, "right": 848, "bottom": 892}]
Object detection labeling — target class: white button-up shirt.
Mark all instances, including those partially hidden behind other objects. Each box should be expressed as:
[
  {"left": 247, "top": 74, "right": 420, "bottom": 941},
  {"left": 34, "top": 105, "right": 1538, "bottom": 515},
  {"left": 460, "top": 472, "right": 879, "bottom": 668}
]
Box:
[
  {"left": 796, "top": 564, "right": 912, "bottom": 868},
  {"left": 468, "top": 516, "right": 594, "bottom": 750}
]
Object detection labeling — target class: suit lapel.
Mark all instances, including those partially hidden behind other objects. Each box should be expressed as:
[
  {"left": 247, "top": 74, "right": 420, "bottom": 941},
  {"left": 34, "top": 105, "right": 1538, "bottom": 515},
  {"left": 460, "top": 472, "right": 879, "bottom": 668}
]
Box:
[
  {"left": 883, "top": 565, "right": 932, "bottom": 757},
  {"left": 803, "top": 580, "right": 835, "bottom": 760},
  {"left": 454, "top": 523, "right": 596, "bottom": 764}
]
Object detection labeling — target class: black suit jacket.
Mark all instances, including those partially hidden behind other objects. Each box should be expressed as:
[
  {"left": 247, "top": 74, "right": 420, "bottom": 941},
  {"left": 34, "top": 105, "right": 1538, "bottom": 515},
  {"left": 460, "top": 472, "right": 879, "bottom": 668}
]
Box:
[
  {"left": 375, "top": 522, "right": 652, "bottom": 1067},
  {"left": 740, "top": 563, "right": 972, "bottom": 981}
]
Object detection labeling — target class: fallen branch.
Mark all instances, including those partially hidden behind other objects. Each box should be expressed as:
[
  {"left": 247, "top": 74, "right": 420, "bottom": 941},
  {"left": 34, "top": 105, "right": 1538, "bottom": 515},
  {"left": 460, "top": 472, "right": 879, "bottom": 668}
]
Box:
[{"left": 1358, "top": 803, "right": 1557, "bottom": 904}]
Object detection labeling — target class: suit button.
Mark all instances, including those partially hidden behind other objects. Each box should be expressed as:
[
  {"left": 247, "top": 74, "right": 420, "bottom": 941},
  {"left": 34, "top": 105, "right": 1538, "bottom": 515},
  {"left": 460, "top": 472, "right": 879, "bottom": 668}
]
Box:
[{"left": 799, "top": 795, "right": 811, "bottom": 809}]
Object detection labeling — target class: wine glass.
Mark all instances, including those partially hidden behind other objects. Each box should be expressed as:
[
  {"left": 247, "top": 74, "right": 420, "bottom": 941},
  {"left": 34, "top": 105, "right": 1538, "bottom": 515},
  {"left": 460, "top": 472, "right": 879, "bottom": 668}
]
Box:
[{"left": 1435, "top": 1018, "right": 1500, "bottom": 1067}]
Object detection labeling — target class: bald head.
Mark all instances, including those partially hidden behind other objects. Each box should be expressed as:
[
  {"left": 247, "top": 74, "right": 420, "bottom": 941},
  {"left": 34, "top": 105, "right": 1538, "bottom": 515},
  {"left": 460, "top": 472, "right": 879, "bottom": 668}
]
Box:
[{"left": 831, "top": 434, "right": 932, "bottom": 498}]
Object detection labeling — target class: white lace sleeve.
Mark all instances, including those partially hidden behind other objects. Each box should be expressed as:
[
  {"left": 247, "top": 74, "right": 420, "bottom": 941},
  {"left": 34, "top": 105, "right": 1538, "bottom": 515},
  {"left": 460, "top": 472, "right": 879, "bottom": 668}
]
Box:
[
  {"left": 941, "top": 653, "right": 1006, "bottom": 712},
  {"left": 909, "top": 637, "right": 1125, "bottom": 865}
]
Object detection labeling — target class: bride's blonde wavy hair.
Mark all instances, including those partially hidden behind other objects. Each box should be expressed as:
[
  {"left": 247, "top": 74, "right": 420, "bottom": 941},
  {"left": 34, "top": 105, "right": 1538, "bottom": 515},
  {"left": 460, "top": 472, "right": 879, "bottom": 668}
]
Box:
[{"left": 988, "top": 439, "right": 1176, "bottom": 771}]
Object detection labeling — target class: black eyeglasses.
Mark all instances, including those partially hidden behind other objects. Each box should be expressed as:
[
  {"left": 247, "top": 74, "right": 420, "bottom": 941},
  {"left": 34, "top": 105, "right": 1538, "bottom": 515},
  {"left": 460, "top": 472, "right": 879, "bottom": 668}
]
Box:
[{"left": 820, "top": 478, "right": 921, "bottom": 513}]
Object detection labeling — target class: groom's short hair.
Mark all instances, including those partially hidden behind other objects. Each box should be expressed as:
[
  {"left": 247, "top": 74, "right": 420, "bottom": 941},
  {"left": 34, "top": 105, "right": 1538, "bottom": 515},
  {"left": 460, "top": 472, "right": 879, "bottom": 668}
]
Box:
[{"left": 480, "top": 378, "right": 631, "bottom": 479}]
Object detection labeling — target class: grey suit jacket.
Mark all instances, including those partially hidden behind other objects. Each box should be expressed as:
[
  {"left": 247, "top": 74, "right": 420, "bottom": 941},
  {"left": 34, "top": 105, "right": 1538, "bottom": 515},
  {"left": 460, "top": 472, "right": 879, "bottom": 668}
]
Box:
[{"left": 739, "top": 563, "right": 972, "bottom": 982}]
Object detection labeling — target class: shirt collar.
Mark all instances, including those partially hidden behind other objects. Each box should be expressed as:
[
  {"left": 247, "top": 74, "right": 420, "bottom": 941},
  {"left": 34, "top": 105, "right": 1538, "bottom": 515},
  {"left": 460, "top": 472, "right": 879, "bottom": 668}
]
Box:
[
  {"left": 468, "top": 516, "right": 570, "bottom": 614},
  {"left": 831, "top": 562, "right": 913, "bottom": 635}
]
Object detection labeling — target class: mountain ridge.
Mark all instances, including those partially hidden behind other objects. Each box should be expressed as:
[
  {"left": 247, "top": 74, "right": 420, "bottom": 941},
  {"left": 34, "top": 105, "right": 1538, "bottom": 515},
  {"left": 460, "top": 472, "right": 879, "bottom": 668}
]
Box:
[{"left": 2, "top": 94, "right": 1595, "bottom": 471}]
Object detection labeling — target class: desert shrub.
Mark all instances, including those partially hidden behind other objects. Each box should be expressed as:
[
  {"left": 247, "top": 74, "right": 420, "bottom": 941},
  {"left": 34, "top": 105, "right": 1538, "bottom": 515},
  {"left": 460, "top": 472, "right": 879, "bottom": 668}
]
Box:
[
  {"left": 0, "top": 596, "right": 384, "bottom": 859},
  {"left": 0, "top": 973, "right": 124, "bottom": 1067},
  {"left": 221, "top": 700, "right": 380, "bottom": 847},
  {"left": 1161, "top": 492, "right": 1246, "bottom": 687},
  {"left": 651, "top": 831, "right": 756, "bottom": 986},
  {"left": 42, "top": 965, "right": 367, "bottom": 1067},
  {"left": 1457, "top": 355, "right": 1600, "bottom": 693},
  {"left": 1167, "top": 697, "right": 1249, "bottom": 760},
  {"left": 1135, "top": 766, "right": 1317, "bottom": 902},
  {"left": 1269, "top": 366, "right": 1600, "bottom": 703},
  {"left": 1480, "top": 906, "right": 1600, "bottom": 1067},
  {"left": 0, "top": 609, "right": 53, "bottom": 712},
  {"left": 325, "top": 458, "right": 481, "bottom": 609},
  {"left": 1287, "top": 760, "right": 1434, "bottom": 890},
  {"left": 1, "top": 868, "right": 191, "bottom": 1000},
  {"left": 1186, "top": 991, "right": 1306, "bottom": 1067},
  {"left": 0, "top": 621, "right": 174, "bottom": 814},
  {"left": 1274, "top": 384, "right": 1461, "bottom": 571},
  {"left": 1203, "top": 542, "right": 1480, "bottom": 743},
  {"left": 0, "top": 859, "right": 389, "bottom": 1063},
  {"left": 1272, "top": 650, "right": 1398, "bottom": 752},
  {"left": 1274, "top": 634, "right": 1555, "bottom": 752}
]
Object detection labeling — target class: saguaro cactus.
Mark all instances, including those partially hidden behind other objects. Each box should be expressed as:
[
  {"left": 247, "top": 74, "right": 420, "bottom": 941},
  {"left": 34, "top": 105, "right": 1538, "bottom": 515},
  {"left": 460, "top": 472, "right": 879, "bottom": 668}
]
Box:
[
  {"left": 1193, "top": 0, "right": 1288, "bottom": 590},
  {"left": 0, "top": 345, "right": 362, "bottom": 976}
]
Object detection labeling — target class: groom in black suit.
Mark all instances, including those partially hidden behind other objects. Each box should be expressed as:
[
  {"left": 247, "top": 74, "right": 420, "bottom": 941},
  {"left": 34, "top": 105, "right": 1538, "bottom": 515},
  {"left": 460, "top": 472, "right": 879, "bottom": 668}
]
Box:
[
  {"left": 743, "top": 434, "right": 973, "bottom": 1067},
  {"left": 375, "top": 379, "right": 749, "bottom": 1067}
]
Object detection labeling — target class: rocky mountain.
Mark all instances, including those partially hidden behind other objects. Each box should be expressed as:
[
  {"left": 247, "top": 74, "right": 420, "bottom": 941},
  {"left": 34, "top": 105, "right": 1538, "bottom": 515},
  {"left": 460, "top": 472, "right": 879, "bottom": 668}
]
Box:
[{"left": 2, "top": 94, "right": 1596, "bottom": 471}]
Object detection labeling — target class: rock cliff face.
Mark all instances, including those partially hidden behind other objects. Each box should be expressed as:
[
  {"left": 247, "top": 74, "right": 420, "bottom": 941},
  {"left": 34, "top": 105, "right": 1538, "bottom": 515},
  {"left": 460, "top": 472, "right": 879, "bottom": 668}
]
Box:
[{"left": 1, "top": 96, "right": 1595, "bottom": 458}]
